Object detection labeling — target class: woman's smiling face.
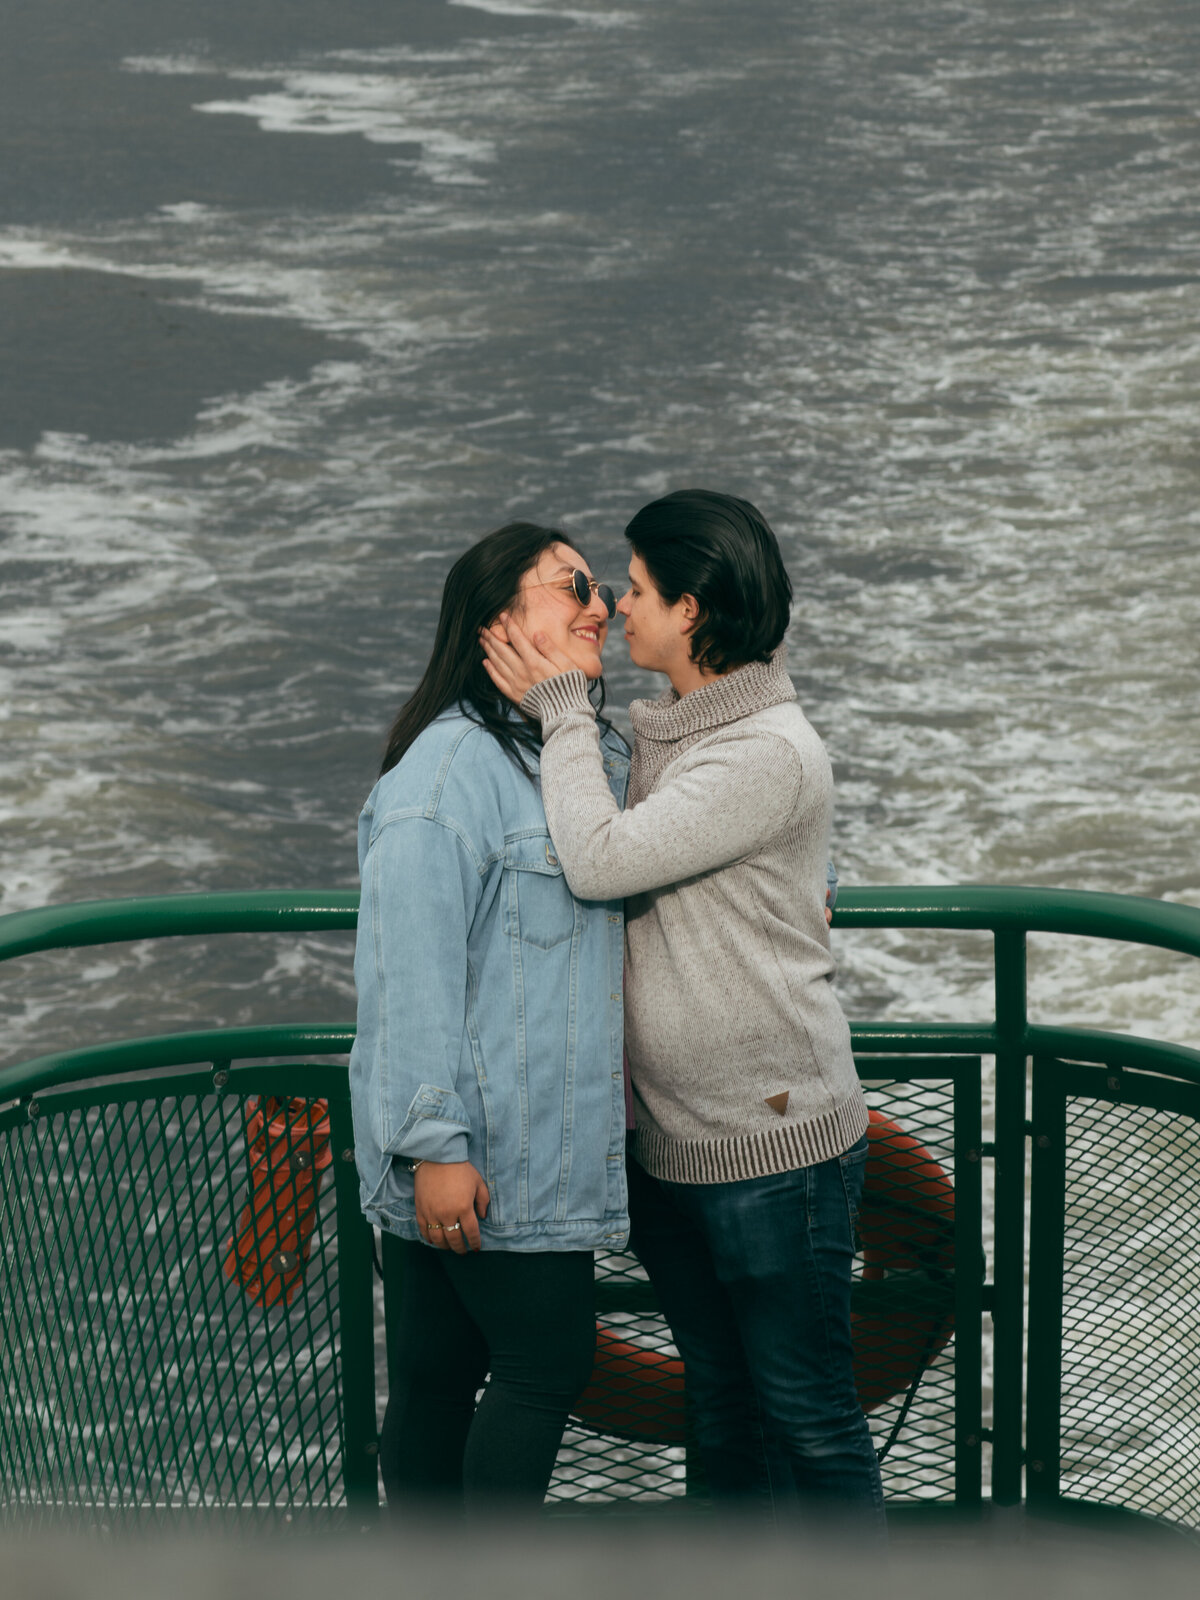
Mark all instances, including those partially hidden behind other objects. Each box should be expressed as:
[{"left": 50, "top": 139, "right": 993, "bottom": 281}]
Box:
[{"left": 509, "top": 543, "right": 610, "bottom": 679}]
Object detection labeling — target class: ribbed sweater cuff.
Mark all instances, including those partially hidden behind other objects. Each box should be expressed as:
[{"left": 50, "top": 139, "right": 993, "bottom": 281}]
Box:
[{"left": 521, "top": 670, "right": 595, "bottom": 730}]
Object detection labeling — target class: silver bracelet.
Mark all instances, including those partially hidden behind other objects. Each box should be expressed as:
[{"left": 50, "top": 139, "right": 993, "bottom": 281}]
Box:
[{"left": 408, "top": 1158, "right": 426, "bottom": 1173}]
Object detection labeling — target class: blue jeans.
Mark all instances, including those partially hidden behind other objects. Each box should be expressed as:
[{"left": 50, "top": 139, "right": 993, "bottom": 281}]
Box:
[{"left": 629, "top": 1136, "right": 885, "bottom": 1529}]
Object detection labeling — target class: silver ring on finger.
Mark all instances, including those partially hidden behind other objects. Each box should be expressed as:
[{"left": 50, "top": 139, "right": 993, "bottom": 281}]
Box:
[{"left": 445, "top": 1222, "right": 462, "bottom": 1232}]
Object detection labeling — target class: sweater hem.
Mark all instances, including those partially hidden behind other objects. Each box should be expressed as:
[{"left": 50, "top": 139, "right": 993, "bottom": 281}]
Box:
[{"left": 633, "top": 1091, "right": 869, "bottom": 1185}]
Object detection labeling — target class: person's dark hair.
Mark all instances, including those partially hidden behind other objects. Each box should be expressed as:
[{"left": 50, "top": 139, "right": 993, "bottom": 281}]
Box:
[
  {"left": 624, "top": 489, "right": 793, "bottom": 675},
  {"left": 381, "top": 521, "right": 612, "bottom": 776}
]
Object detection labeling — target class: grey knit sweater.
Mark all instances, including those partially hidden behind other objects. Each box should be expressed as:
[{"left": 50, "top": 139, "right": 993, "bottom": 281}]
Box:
[{"left": 523, "top": 655, "right": 867, "bottom": 1184}]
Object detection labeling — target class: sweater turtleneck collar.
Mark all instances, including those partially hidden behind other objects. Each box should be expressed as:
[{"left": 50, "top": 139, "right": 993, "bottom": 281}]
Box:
[{"left": 629, "top": 650, "right": 796, "bottom": 745}]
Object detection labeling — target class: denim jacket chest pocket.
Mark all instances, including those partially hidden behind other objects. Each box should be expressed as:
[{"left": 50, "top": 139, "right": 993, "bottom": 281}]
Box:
[{"left": 502, "top": 829, "right": 578, "bottom": 950}]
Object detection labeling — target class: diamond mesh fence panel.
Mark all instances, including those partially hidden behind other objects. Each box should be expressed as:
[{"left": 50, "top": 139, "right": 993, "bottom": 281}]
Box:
[
  {"left": 550, "top": 1249, "right": 688, "bottom": 1505},
  {"left": 1055, "top": 1095, "right": 1200, "bottom": 1529},
  {"left": 3, "top": 1063, "right": 974, "bottom": 1518},
  {"left": 0, "top": 1079, "right": 350, "bottom": 1526},
  {"left": 855, "top": 1077, "right": 962, "bottom": 1505},
  {"left": 547, "top": 1072, "right": 969, "bottom": 1507}
]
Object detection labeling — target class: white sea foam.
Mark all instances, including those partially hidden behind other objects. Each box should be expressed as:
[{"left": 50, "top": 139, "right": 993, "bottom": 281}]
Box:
[
  {"left": 195, "top": 74, "right": 497, "bottom": 185},
  {"left": 326, "top": 47, "right": 483, "bottom": 66},
  {"left": 0, "top": 227, "right": 442, "bottom": 347},
  {"left": 120, "top": 55, "right": 219, "bottom": 77},
  {"left": 0, "top": 236, "right": 97, "bottom": 271},
  {"left": 158, "top": 202, "right": 220, "bottom": 223},
  {"left": 0, "top": 607, "right": 66, "bottom": 654},
  {"left": 447, "top": 0, "right": 635, "bottom": 25}
]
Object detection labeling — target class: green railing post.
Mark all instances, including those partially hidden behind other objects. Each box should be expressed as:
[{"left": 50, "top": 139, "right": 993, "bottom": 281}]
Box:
[
  {"left": 991, "top": 929, "right": 1028, "bottom": 1505},
  {"left": 953, "top": 1059, "right": 985, "bottom": 1506},
  {"left": 1025, "top": 1057, "right": 1067, "bottom": 1508},
  {"left": 327, "top": 1094, "right": 380, "bottom": 1519}
]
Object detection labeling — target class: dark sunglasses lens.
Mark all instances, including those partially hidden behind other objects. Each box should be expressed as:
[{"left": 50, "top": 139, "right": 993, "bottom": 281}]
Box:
[{"left": 571, "top": 569, "right": 615, "bottom": 618}]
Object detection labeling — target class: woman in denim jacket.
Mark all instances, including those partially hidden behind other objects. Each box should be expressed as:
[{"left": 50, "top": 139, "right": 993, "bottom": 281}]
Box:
[{"left": 349, "top": 522, "right": 629, "bottom": 1513}]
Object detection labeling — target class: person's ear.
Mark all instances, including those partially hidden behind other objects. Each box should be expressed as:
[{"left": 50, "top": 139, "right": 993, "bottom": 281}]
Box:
[{"left": 679, "top": 594, "right": 702, "bottom": 637}]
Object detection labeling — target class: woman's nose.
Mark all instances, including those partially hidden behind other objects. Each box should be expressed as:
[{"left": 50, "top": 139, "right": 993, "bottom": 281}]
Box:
[{"left": 616, "top": 592, "right": 632, "bottom": 616}]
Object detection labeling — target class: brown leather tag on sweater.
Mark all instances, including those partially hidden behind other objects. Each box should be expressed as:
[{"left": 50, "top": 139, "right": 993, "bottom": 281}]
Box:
[{"left": 764, "top": 1091, "right": 790, "bottom": 1116}]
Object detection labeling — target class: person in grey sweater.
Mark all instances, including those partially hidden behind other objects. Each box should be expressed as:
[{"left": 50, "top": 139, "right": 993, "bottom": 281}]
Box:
[{"left": 480, "top": 489, "right": 885, "bottom": 1527}]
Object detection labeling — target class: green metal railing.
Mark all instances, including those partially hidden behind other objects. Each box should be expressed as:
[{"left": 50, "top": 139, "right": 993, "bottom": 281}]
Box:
[{"left": 2, "top": 887, "right": 1199, "bottom": 1529}]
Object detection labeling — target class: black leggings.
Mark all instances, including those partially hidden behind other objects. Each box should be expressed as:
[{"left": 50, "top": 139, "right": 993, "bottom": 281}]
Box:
[{"left": 380, "top": 1240, "right": 596, "bottom": 1514}]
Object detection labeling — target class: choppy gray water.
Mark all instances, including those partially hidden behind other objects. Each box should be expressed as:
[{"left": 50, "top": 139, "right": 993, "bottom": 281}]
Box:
[
  {"left": 3, "top": 0, "right": 1196, "bottom": 1053},
  {"left": 2, "top": 0, "right": 1199, "bottom": 1518}
]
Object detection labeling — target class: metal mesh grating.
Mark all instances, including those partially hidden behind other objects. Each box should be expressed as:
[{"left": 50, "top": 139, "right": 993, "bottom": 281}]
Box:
[
  {"left": 0, "top": 1086, "right": 348, "bottom": 1525},
  {"left": 546, "top": 1075, "right": 964, "bottom": 1507},
  {"left": 550, "top": 1249, "right": 687, "bottom": 1504},
  {"left": 2, "top": 1066, "right": 971, "bottom": 1518},
  {"left": 857, "top": 1079, "right": 960, "bottom": 1505},
  {"left": 1056, "top": 1097, "right": 1200, "bottom": 1529}
]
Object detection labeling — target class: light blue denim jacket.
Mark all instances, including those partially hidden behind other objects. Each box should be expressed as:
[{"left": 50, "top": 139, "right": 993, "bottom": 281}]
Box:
[{"left": 349, "top": 710, "right": 631, "bottom": 1251}]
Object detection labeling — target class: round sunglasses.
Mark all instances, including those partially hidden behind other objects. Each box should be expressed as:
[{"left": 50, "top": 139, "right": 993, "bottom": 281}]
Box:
[{"left": 562, "top": 568, "right": 617, "bottom": 619}]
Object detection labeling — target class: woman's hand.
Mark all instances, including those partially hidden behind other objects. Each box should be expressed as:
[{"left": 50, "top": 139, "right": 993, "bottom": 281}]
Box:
[
  {"left": 414, "top": 1160, "right": 491, "bottom": 1254},
  {"left": 479, "top": 612, "right": 580, "bottom": 707}
]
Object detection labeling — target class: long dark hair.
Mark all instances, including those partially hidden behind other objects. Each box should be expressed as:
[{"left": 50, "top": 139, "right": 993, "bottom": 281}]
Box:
[
  {"left": 381, "top": 521, "right": 613, "bottom": 777},
  {"left": 625, "top": 489, "right": 792, "bottom": 675}
]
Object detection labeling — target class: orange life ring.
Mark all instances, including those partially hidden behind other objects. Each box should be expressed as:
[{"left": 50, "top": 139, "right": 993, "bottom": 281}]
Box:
[
  {"left": 571, "top": 1110, "right": 955, "bottom": 1442},
  {"left": 852, "top": 1107, "right": 955, "bottom": 1412},
  {"left": 224, "top": 1096, "right": 333, "bottom": 1311}
]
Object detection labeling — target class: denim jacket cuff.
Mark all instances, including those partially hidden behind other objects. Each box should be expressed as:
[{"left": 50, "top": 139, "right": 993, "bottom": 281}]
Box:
[{"left": 385, "top": 1084, "right": 472, "bottom": 1165}]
